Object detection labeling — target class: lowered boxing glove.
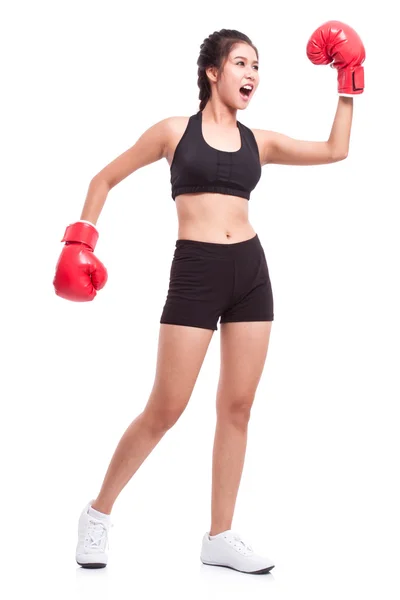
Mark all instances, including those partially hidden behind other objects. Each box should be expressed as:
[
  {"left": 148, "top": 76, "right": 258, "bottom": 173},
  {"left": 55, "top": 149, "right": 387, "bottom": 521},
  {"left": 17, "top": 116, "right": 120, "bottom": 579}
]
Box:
[
  {"left": 53, "top": 220, "right": 108, "bottom": 302},
  {"left": 306, "top": 20, "right": 365, "bottom": 95}
]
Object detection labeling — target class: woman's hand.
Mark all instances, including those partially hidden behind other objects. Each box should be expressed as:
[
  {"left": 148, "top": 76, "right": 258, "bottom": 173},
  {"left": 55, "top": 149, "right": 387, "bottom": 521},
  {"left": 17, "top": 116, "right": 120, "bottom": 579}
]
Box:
[{"left": 306, "top": 20, "right": 365, "bottom": 95}]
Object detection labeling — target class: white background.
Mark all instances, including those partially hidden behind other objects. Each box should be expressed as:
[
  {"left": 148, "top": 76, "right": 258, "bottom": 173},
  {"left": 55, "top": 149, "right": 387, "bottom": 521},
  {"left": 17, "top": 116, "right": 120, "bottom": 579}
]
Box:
[{"left": 1, "top": 0, "right": 399, "bottom": 599}]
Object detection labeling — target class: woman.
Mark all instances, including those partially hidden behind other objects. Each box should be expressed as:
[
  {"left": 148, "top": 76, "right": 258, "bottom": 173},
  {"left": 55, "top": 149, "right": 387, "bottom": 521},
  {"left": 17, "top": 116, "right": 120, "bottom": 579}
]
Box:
[{"left": 54, "top": 24, "right": 364, "bottom": 574}]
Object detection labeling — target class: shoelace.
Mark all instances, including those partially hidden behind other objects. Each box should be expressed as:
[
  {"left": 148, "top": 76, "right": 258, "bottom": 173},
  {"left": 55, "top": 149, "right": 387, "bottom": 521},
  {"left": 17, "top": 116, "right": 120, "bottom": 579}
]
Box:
[
  {"left": 86, "top": 519, "right": 114, "bottom": 550},
  {"left": 233, "top": 532, "right": 253, "bottom": 552}
]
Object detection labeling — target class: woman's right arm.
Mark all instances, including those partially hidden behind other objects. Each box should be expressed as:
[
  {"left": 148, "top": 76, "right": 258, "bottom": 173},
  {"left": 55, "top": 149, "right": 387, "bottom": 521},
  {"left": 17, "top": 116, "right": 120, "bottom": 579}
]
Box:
[
  {"left": 54, "top": 118, "right": 170, "bottom": 302},
  {"left": 80, "top": 117, "right": 170, "bottom": 225}
]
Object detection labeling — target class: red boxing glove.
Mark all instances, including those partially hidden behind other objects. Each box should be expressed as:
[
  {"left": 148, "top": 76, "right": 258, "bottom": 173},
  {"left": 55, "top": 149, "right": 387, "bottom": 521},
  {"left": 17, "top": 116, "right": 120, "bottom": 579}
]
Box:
[
  {"left": 306, "top": 20, "right": 365, "bottom": 95},
  {"left": 53, "top": 220, "right": 108, "bottom": 302}
]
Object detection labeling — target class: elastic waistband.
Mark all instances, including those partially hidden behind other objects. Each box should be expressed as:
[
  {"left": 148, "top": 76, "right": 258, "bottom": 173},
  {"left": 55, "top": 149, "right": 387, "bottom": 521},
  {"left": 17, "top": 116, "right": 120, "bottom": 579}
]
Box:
[{"left": 176, "top": 234, "right": 259, "bottom": 252}]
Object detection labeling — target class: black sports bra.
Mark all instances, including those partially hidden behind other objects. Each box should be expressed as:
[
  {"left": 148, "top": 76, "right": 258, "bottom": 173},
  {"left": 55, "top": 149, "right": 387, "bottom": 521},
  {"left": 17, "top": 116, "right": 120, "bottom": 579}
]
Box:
[{"left": 170, "top": 110, "right": 262, "bottom": 201}]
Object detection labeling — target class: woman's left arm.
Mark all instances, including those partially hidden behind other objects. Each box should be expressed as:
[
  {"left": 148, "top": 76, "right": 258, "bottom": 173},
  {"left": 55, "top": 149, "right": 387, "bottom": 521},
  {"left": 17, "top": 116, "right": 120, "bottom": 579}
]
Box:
[{"left": 258, "top": 96, "right": 353, "bottom": 166}]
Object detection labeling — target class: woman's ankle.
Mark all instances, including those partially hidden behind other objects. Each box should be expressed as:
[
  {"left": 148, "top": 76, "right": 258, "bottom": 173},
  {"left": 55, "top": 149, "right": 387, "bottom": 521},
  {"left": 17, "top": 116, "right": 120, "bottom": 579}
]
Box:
[{"left": 91, "top": 499, "right": 112, "bottom": 516}]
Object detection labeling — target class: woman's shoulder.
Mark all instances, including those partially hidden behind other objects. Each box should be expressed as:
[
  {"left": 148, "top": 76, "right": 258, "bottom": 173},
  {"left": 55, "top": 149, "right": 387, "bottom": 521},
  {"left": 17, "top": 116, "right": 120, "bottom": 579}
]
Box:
[
  {"left": 165, "top": 115, "right": 192, "bottom": 132},
  {"left": 163, "top": 116, "right": 193, "bottom": 166},
  {"left": 164, "top": 116, "right": 192, "bottom": 144}
]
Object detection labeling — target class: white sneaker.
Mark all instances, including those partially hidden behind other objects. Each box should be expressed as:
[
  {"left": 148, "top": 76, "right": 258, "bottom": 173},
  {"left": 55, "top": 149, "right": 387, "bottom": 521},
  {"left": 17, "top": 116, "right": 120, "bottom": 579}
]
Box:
[
  {"left": 76, "top": 500, "right": 114, "bottom": 568},
  {"left": 200, "top": 529, "right": 275, "bottom": 574}
]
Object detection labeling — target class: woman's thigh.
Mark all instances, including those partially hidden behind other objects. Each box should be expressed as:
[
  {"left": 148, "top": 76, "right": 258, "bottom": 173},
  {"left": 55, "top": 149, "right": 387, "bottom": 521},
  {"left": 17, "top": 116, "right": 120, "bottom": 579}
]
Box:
[
  {"left": 216, "top": 320, "right": 273, "bottom": 414},
  {"left": 144, "top": 323, "right": 214, "bottom": 426}
]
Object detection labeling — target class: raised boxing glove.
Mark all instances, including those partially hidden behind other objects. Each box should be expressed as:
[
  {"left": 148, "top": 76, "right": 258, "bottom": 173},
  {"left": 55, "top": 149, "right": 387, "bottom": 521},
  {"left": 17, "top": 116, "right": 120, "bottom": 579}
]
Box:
[
  {"left": 306, "top": 20, "right": 365, "bottom": 95},
  {"left": 53, "top": 220, "right": 108, "bottom": 302}
]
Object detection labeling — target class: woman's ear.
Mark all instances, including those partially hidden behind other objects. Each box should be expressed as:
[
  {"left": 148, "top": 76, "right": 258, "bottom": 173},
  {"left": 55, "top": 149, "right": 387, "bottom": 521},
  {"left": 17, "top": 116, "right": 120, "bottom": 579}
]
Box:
[{"left": 206, "top": 65, "right": 219, "bottom": 84}]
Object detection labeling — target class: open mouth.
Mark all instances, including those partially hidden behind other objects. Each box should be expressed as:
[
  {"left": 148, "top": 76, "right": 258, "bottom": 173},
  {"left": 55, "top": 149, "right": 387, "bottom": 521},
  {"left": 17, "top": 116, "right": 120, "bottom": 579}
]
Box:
[{"left": 239, "top": 85, "right": 253, "bottom": 100}]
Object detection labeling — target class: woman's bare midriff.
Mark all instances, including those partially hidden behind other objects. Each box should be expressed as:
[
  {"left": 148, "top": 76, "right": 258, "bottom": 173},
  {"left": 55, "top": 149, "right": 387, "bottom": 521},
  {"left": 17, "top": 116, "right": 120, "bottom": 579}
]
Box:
[
  {"left": 166, "top": 115, "right": 262, "bottom": 245},
  {"left": 175, "top": 193, "right": 257, "bottom": 244}
]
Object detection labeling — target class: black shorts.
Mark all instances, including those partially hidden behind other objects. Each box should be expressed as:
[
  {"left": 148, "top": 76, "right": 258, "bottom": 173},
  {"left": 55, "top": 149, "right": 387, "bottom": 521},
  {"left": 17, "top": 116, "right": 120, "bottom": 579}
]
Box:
[{"left": 160, "top": 234, "right": 274, "bottom": 331}]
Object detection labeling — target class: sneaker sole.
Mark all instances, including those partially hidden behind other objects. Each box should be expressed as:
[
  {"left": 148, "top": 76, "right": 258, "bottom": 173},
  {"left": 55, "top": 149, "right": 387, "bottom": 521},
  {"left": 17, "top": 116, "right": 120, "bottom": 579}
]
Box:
[
  {"left": 76, "top": 560, "right": 107, "bottom": 569},
  {"left": 200, "top": 558, "right": 275, "bottom": 575}
]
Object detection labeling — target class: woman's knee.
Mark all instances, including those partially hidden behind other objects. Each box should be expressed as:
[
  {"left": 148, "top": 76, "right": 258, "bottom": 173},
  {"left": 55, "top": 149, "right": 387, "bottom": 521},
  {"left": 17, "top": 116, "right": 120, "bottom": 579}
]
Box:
[
  {"left": 143, "top": 392, "right": 188, "bottom": 431},
  {"left": 217, "top": 394, "right": 254, "bottom": 426}
]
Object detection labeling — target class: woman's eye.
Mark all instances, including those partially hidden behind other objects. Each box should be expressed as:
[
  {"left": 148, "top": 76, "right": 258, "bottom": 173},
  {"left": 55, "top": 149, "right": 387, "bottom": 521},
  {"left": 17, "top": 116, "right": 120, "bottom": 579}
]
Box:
[{"left": 237, "top": 61, "right": 258, "bottom": 70}]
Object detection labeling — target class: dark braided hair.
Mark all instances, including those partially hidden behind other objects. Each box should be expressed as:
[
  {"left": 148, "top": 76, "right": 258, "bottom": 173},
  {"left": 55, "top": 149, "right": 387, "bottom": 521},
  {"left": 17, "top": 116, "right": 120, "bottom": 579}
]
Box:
[{"left": 197, "top": 29, "right": 258, "bottom": 111}]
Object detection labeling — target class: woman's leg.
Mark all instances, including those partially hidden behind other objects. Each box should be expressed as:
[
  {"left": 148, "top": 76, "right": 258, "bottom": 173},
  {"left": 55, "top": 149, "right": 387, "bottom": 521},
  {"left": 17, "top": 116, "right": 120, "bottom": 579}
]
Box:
[
  {"left": 91, "top": 323, "right": 214, "bottom": 514},
  {"left": 209, "top": 320, "right": 272, "bottom": 535}
]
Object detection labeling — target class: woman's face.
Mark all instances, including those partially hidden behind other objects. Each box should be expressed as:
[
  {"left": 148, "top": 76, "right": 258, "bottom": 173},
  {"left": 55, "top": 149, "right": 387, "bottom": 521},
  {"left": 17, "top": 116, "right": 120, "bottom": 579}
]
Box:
[{"left": 208, "top": 42, "right": 260, "bottom": 109}]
